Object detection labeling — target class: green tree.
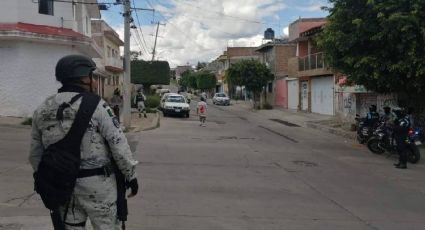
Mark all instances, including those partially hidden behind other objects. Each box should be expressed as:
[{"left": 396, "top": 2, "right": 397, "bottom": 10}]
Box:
[
  {"left": 178, "top": 70, "right": 192, "bottom": 90},
  {"left": 131, "top": 60, "right": 170, "bottom": 94},
  {"left": 178, "top": 70, "right": 198, "bottom": 90},
  {"left": 225, "top": 59, "right": 274, "bottom": 107},
  {"left": 317, "top": 0, "right": 425, "bottom": 105},
  {"left": 196, "top": 61, "right": 207, "bottom": 70},
  {"left": 196, "top": 71, "right": 217, "bottom": 90},
  {"left": 130, "top": 51, "right": 140, "bottom": 60}
]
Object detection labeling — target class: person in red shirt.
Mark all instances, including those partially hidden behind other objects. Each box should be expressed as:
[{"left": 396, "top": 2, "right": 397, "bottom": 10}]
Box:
[{"left": 197, "top": 97, "right": 207, "bottom": 126}]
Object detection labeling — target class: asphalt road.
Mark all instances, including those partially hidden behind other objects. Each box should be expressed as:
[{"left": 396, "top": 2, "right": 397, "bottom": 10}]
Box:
[
  {"left": 1, "top": 101, "right": 425, "bottom": 229},
  {"left": 126, "top": 101, "right": 425, "bottom": 230}
]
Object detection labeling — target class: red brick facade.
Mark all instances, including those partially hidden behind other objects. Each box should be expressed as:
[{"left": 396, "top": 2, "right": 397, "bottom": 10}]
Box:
[
  {"left": 288, "top": 18, "right": 326, "bottom": 42},
  {"left": 227, "top": 47, "right": 259, "bottom": 58},
  {"left": 274, "top": 45, "right": 297, "bottom": 77}
]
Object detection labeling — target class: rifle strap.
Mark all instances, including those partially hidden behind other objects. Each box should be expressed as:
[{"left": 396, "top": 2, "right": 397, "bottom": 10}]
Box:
[{"left": 57, "top": 93, "right": 100, "bottom": 150}]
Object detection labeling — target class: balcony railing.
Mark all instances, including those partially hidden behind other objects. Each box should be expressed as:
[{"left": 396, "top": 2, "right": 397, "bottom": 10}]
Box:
[
  {"left": 105, "top": 57, "right": 123, "bottom": 69},
  {"left": 298, "top": 52, "right": 325, "bottom": 71}
]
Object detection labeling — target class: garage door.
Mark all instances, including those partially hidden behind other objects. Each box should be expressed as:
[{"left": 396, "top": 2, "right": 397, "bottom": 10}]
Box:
[
  {"left": 311, "top": 76, "right": 334, "bottom": 115},
  {"left": 287, "top": 79, "right": 299, "bottom": 110}
]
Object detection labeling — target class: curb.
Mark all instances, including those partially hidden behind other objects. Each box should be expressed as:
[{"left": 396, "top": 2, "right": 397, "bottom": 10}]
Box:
[
  {"left": 305, "top": 121, "right": 357, "bottom": 140},
  {"left": 140, "top": 112, "right": 160, "bottom": 131}
]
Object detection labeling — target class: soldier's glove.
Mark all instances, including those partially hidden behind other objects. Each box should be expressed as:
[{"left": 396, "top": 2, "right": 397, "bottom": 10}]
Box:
[{"left": 127, "top": 178, "right": 139, "bottom": 198}]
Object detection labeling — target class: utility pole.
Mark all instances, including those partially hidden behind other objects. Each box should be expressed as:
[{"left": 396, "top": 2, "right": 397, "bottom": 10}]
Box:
[
  {"left": 122, "top": 0, "right": 131, "bottom": 129},
  {"left": 152, "top": 21, "right": 165, "bottom": 61},
  {"left": 122, "top": 1, "right": 155, "bottom": 129}
]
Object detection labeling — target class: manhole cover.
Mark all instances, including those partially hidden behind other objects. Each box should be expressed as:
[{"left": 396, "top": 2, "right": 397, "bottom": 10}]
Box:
[
  {"left": 270, "top": 119, "right": 300, "bottom": 127},
  {"left": 293, "top": 160, "right": 318, "bottom": 167}
]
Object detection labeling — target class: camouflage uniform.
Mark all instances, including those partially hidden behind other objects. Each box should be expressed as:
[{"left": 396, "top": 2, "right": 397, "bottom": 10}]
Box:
[{"left": 29, "top": 92, "right": 138, "bottom": 230}]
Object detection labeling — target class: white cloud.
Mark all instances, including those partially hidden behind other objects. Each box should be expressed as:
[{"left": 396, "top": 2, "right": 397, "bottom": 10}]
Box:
[
  {"left": 110, "top": 0, "right": 287, "bottom": 67},
  {"left": 295, "top": 4, "right": 324, "bottom": 12},
  {"left": 282, "top": 26, "right": 289, "bottom": 37}
]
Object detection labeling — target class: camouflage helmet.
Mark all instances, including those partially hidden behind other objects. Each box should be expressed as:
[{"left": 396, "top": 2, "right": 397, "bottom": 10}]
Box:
[{"left": 55, "top": 55, "right": 96, "bottom": 82}]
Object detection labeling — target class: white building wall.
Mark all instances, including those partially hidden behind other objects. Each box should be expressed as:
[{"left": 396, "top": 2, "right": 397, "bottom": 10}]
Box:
[
  {"left": 0, "top": 41, "right": 84, "bottom": 117},
  {"left": 0, "top": 0, "right": 74, "bottom": 29},
  {"left": 0, "top": 0, "right": 96, "bottom": 36},
  {"left": 0, "top": 0, "right": 18, "bottom": 23}
]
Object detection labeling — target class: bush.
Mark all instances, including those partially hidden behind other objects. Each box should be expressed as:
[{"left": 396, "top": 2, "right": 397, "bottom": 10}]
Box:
[
  {"left": 144, "top": 95, "right": 160, "bottom": 108},
  {"left": 262, "top": 103, "right": 273, "bottom": 110},
  {"left": 21, "top": 117, "right": 32, "bottom": 126}
]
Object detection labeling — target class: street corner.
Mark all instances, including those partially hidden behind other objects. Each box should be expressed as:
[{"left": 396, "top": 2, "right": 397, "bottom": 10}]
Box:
[
  {"left": 129, "top": 111, "right": 160, "bottom": 132},
  {"left": 0, "top": 116, "right": 31, "bottom": 129}
]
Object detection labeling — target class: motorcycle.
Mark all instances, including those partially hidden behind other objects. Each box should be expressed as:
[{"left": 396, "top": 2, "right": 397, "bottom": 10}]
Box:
[
  {"left": 367, "top": 122, "right": 421, "bottom": 164},
  {"left": 355, "top": 114, "right": 379, "bottom": 144},
  {"left": 409, "top": 127, "right": 424, "bottom": 146}
]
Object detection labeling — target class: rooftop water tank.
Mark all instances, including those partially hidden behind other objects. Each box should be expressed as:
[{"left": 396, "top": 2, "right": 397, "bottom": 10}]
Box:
[{"left": 264, "top": 28, "right": 275, "bottom": 40}]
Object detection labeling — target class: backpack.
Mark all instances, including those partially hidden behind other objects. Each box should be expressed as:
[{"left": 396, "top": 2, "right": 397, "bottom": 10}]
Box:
[{"left": 34, "top": 93, "right": 100, "bottom": 210}]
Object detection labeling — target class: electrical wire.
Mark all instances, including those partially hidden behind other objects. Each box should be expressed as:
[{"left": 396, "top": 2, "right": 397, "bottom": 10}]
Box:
[
  {"left": 31, "top": 0, "right": 120, "bottom": 5},
  {"left": 131, "top": 29, "right": 146, "bottom": 55},
  {"left": 131, "top": 0, "right": 153, "bottom": 53},
  {"left": 132, "top": 25, "right": 148, "bottom": 55}
]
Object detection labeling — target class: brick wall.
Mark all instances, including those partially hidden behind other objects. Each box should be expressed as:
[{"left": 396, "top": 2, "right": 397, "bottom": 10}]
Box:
[
  {"left": 227, "top": 47, "right": 259, "bottom": 58},
  {"left": 288, "top": 18, "right": 327, "bottom": 41},
  {"left": 298, "top": 41, "right": 309, "bottom": 57},
  {"left": 274, "top": 45, "right": 296, "bottom": 77}
]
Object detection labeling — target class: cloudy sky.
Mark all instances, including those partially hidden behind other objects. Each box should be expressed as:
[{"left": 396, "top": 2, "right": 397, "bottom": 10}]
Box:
[{"left": 101, "top": 0, "right": 329, "bottom": 67}]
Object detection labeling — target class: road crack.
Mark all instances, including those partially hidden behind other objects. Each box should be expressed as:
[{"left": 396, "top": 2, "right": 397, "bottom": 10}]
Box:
[{"left": 5, "top": 192, "right": 36, "bottom": 207}]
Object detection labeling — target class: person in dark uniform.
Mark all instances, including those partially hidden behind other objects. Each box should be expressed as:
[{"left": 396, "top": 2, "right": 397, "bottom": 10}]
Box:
[
  {"left": 365, "top": 105, "right": 380, "bottom": 126},
  {"left": 134, "top": 90, "right": 147, "bottom": 118},
  {"left": 393, "top": 108, "right": 411, "bottom": 169}
]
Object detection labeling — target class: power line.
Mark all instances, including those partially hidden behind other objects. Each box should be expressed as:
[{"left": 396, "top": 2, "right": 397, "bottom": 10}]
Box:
[
  {"left": 31, "top": 0, "right": 120, "bottom": 5},
  {"left": 130, "top": 29, "right": 146, "bottom": 55},
  {"left": 131, "top": 0, "right": 152, "bottom": 52}
]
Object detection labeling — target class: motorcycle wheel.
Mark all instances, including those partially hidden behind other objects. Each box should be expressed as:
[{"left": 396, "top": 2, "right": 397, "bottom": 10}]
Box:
[
  {"left": 407, "top": 145, "right": 420, "bottom": 164},
  {"left": 367, "top": 138, "right": 385, "bottom": 154}
]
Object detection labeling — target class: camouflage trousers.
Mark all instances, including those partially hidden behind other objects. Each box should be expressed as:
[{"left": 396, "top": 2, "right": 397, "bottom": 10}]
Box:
[{"left": 59, "top": 175, "right": 122, "bottom": 230}]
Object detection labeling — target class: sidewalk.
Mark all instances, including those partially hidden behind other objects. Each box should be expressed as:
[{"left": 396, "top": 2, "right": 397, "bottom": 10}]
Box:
[
  {"left": 228, "top": 100, "right": 357, "bottom": 139},
  {"left": 129, "top": 110, "right": 160, "bottom": 132}
]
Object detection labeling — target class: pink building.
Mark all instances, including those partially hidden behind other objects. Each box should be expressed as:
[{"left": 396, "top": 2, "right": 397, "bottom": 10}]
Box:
[{"left": 256, "top": 40, "right": 296, "bottom": 108}]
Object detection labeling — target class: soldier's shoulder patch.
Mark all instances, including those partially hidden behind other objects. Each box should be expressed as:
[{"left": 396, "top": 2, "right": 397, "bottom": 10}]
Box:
[
  {"left": 112, "top": 117, "right": 120, "bottom": 128},
  {"left": 107, "top": 109, "right": 114, "bottom": 117}
]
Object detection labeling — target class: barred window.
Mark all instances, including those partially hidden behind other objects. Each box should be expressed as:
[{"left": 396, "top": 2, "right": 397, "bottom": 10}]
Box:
[{"left": 39, "top": 0, "right": 53, "bottom": 15}]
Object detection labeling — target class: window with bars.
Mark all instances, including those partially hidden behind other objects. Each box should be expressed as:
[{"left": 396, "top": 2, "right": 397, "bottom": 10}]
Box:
[{"left": 39, "top": 0, "right": 54, "bottom": 15}]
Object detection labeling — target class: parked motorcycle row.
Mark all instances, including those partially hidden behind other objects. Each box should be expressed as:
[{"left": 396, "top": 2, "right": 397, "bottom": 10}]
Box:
[{"left": 356, "top": 115, "right": 424, "bottom": 164}]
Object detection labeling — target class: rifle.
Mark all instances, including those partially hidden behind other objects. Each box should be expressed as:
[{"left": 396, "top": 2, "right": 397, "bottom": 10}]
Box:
[
  {"left": 50, "top": 209, "right": 66, "bottom": 230},
  {"left": 113, "top": 161, "right": 128, "bottom": 230}
]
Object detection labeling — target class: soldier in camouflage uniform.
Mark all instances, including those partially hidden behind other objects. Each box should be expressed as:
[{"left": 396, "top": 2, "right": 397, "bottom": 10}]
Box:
[{"left": 29, "top": 55, "right": 139, "bottom": 229}]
